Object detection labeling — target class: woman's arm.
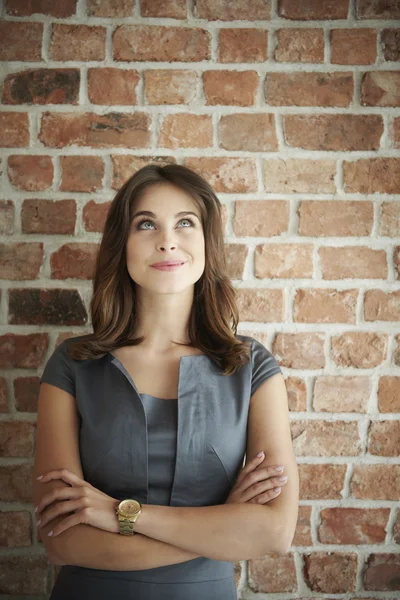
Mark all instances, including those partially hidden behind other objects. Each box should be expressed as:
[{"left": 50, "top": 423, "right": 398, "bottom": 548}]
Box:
[{"left": 44, "top": 516, "right": 201, "bottom": 570}]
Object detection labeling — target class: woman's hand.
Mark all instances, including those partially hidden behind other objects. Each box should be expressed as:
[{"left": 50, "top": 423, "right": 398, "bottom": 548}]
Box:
[
  {"left": 225, "top": 452, "right": 288, "bottom": 505},
  {"left": 35, "top": 469, "right": 119, "bottom": 537}
]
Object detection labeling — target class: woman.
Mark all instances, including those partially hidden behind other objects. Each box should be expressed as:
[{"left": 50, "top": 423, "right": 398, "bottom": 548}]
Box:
[{"left": 33, "top": 164, "right": 298, "bottom": 599}]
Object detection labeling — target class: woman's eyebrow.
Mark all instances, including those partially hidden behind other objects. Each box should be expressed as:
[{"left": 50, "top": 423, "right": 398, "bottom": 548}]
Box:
[{"left": 132, "top": 210, "right": 200, "bottom": 220}]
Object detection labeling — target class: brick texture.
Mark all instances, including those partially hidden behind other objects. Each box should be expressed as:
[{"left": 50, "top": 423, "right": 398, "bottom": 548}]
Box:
[{"left": 1, "top": 3, "right": 399, "bottom": 595}]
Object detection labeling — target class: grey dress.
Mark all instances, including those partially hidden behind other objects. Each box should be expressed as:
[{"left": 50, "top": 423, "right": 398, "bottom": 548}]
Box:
[{"left": 40, "top": 334, "right": 282, "bottom": 599}]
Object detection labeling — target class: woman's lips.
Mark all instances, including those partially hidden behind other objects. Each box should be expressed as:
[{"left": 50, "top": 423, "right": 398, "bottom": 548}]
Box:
[{"left": 151, "top": 262, "right": 186, "bottom": 271}]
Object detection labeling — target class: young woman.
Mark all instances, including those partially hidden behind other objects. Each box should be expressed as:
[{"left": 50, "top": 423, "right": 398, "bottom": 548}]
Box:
[{"left": 33, "top": 164, "right": 298, "bottom": 599}]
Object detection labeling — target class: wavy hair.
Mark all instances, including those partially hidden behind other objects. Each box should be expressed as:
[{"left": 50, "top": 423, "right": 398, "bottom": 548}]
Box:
[{"left": 67, "top": 163, "right": 251, "bottom": 376}]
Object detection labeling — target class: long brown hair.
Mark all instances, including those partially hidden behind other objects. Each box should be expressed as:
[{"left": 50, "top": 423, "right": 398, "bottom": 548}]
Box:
[{"left": 67, "top": 163, "right": 251, "bottom": 376}]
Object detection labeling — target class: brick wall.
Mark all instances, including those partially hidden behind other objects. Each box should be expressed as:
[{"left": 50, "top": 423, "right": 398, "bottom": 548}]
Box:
[{"left": 0, "top": 0, "right": 399, "bottom": 596}]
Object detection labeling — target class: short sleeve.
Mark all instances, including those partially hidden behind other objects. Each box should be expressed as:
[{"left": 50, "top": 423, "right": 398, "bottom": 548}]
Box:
[
  {"left": 40, "top": 340, "right": 76, "bottom": 397},
  {"left": 251, "top": 338, "right": 282, "bottom": 397}
]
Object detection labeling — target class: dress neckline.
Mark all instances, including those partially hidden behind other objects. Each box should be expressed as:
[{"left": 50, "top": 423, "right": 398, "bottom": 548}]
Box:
[{"left": 140, "top": 392, "right": 178, "bottom": 401}]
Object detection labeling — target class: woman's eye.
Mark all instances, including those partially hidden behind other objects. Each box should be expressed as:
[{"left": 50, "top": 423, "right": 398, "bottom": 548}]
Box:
[{"left": 136, "top": 218, "right": 194, "bottom": 230}]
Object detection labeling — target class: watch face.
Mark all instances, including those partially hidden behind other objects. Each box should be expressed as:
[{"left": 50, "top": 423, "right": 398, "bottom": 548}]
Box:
[{"left": 119, "top": 499, "right": 140, "bottom": 517}]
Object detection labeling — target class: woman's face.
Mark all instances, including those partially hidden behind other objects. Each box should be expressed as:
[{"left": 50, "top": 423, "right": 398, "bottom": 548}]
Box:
[{"left": 126, "top": 182, "right": 206, "bottom": 295}]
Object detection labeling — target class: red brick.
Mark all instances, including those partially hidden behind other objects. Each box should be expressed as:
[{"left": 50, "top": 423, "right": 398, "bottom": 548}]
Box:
[
  {"left": 225, "top": 244, "right": 248, "bottom": 280},
  {"left": 88, "top": 68, "right": 139, "bottom": 105},
  {"left": 298, "top": 200, "right": 373, "bottom": 237},
  {"left": 274, "top": 28, "right": 324, "bottom": 62},
  {"left": 331, "top": 332, "right": 388, "bottom": 368},
  {"left": 235, "top": 288, "right": 284, "bottom": 322},
  {"left": 87, "top": 0, "right": 134, "bottom": 17},
  {"left": 50, "top": 24, "right": 106, "bottom": 61},
  {"left": 293, "top": 288, "right": 358, "bottom": 323},
  {"left": 292, "top": 506, "right": 312, "bottom": 546},
  {"left": 278, "top": 0, "right": 349, "bottom": 19},
  {"left": 363, "top": 553, "right": 400, "bottom": 592},
  {"left": 2, "top": 69, "right": 79, "bottom": 105},
  {"left": 395, "top": 333, "right": 400, "bottom": 366},
  {"left": 368, "top": 420, "right": 400, "bottom": 456},
  {"left": 303, "top": 553, "right": 357, "bottom": 594},
  {"left": 255, "top": 244, "right": 313, "bottom": 279},
  {"left": 395, "top": 246, "right": 400, "bottom": 280},
  {"left": 382, "top": 28, "right": 400, "bottom": 62},
  {"left": 184, "top": 157, "right": 258, "bottom": 193},
  {"left": 9, "top": 288, "right": 87, "bottom": 325},
  {"left": 233, "top": 200, "right": 289, "bottom": 237},
  {"left": 50, "top": 243, "right": 98, "bottom": 279},
  {"left": 39, "top": 111, "right": 151, "bottom": 149},
  {"left": 218, "top": 29, "right": 268, "bottom": 63},
  {"left": 203, "top": 70, "right": 259, "bottom": 106},
  {"left": 266, "top": 72, "right": 353, "bottom": 106},
  {"left": 331, "top": 29, "right": 377, "bottom": 64},
  {"left": 292, "top": 420, "right": 361, "bottom": 456},
  {"left": 159, "top": 113, "right": 212, "bottom": 149},
  {"left": 365, "top": 290, "right": 400, "bottom": 322},
  {"left": 299, "top": 464, "right": 347, "bottom": 500},
  {"left": 319, "top": 508, "right": 389, "bottom": 544},
  {"left": 286, "top": 376, "right": 307, "bottom": 412},
  {"left": 0, "top": 378, "right": 8, "bottom": 413},
  {"left": 0, "top": 333, "right": 49, "bottom": 370},
  {"left": 0, "top": 201, "right": 15, "bottom": 235},
  {"left": 113, "top": 25, "right": 210, "bottom": 62},
  {"left": 351, "top": 465, "right": 400, "bottom": 500},
  {"left": 395, "top": 513, "right": 400, "bottom": 544},
  {"left": 0, "top": 510, "right": 31, "bottom": 547},
  {"left": 283, "top": 114, "right": 383, "bottom": 150},
  {"left": 263, "top": 158, "right": 336, "bottom": 193},
  {"left": 111, "top": 155, "right": 176, "bottom": 189},
  {"left": 248, "top": 554, "right": 296, "bottom": 593},
  {"left": 273, "top": 332, "right": 325, "bottom": 369},
  {"left": 83, "top": 200, "right": 112, "bottom": 233},
  {"left": 343, "top": 157, "right": 400, "bottom": 194},
  {"left": 194, "top": 0, "right": 271, "bottom": 20},
  {"left": 6, "top": 0, "right": 77, "bottom": 16},
  {"left": 140, "top": 0, "right": 186, "bottom": 18},
  {"left": 378, "top": 376, "right": 400, "bottom": 413},
  {"left": 0, "top": 243, "right": 43, "bottom": 280},
  {"left": 8, "top": 155, "right": 53, "bottom": 191},
  {"left": 0, "top": 556, "right": 48, "bottom": 594},
  {"left": 60, "top": 156, "right": 104, "bottom": 192},
  {"left": 0, "top": 463, "right": 35, "bottom": 502},
  {"left": 0, "top": 421, "right": 35, "bottom": 457},
  {"left": 219, "top": 113, "right": 278, "bottom": 151},
  {"left": 0, "top": 113, "right": 29, "bottom": 148},
  {"left": 0, "top": 22, "right": 43, "bottom": 61},
  {"left": 393, "top": 117, "right": 400, "bottom": 148},
  {"left": 144, "top": 70, "right": 197, "bottom": 104},
  {"left": 313, "top": 375, "right": 371, "bottom": 413},
  {"left": 380, "top": 201, "right": 400, "bottom": 236},
  {"left": 356, "top": 0, "right": 400, "bottom": 19},
  {"left": 320, "top": 246, "right": 387, "bottom": 279},
  {"left": 14, "top": 377, "right": 40, "bottom": 413},
  {"left": 361, "top": 71, "right": 400, "bottom": 107},
  {"left": 21, "top": 199, "right": 76, "bottom": 234}
]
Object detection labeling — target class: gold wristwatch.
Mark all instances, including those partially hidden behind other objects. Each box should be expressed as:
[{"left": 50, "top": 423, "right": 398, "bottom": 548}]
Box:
[{"left": 115, "top": 499, "right": 142, "bottom": 535}]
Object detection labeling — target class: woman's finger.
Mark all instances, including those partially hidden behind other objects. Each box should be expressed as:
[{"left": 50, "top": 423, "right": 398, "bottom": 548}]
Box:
[
  {"left": 239, "top": 476, "right": 287, "bottom": 502},
  {"left": 47, "top": 511, "right": 83, "bottom": 537},
  {"left": 251, "top": 487, "right": 282, "bottom": 504},
  {"left": 37, "top": 498, "right": 84, "bottom": 529},
  {"left": 235, "top": 466, "right": 286, "bottom": 494},
  {"left": 37, "top": 468, "right": 88, "bottom": 488},
  {"left": 36, "top": 485, "right": 86, "bottom": 516},
  {"left": 235, "top": 453, "right": 265, "bottom": 485}
]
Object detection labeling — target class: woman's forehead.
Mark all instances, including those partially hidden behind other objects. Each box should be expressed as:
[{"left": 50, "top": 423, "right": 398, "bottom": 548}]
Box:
[{"left": 134, "top": 182, "right": 200, "bottom": 213}]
